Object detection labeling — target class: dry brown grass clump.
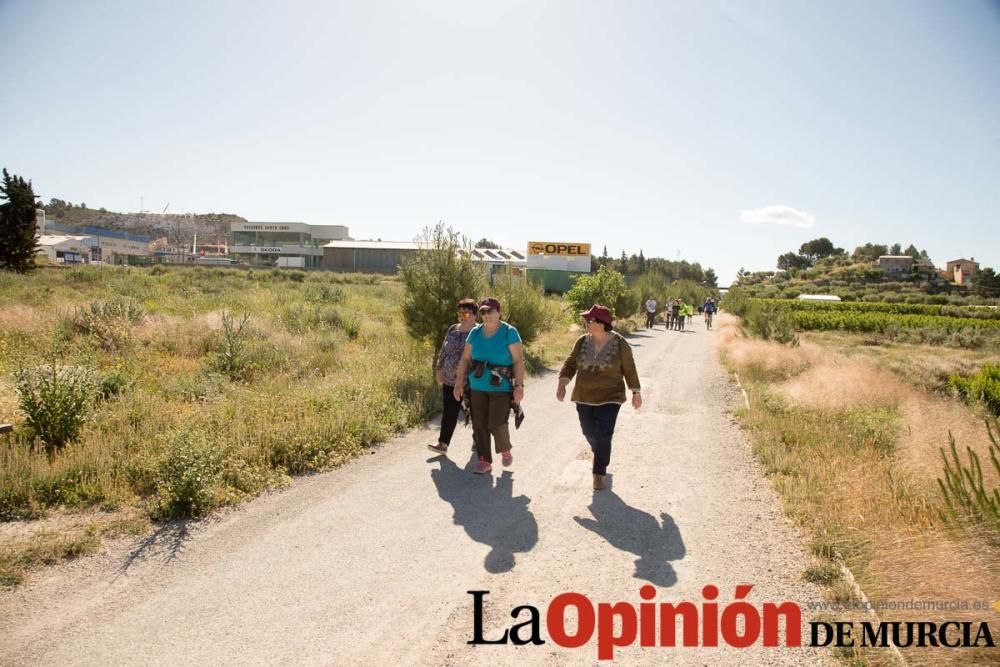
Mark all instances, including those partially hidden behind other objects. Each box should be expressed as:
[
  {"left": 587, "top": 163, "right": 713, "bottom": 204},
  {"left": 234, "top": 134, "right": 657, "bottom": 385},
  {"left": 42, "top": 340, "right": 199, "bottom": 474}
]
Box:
[
  {"left": 720, "top": 323, "right": 1000, "bottom": 665},
  {"left": 716, "top": 314, "right": 819, "bottom": 383},
  {"left": 0, "top": 306, "right": 55, "bottom": 334},
  {"left": 776, "top": 361, "right": 899, "bottom": 411}
]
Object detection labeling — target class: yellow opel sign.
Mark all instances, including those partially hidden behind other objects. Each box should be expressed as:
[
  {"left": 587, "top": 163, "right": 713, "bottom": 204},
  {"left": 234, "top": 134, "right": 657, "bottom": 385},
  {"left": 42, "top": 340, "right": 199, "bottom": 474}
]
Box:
[{"left": 527, "top": 242, "right": 591, "bottom": 256}]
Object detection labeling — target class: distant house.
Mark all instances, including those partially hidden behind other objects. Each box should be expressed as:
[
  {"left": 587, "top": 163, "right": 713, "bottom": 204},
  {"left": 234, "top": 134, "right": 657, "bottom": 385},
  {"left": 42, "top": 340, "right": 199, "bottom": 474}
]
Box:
[
  {"left": 797, "top": 294, "right": 842, "bottom": 302},
  {"left": 944, "top": 258, "right": 979, "bottom": 286},
  {"left": 875, "top": 255, "right": 914, "bottom": 274}
]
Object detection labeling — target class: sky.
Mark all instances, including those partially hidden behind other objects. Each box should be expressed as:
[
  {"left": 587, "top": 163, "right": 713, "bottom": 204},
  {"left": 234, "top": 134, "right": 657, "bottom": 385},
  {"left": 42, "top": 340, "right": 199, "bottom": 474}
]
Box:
[{"left": 1, "top": 0, "right": 998, "bottom": 284}]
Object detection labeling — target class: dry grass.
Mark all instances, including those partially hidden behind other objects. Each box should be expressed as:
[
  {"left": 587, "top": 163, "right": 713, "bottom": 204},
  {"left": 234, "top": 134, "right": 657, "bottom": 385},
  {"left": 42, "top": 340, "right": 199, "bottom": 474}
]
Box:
[
  {"left": 0, "top": 266, "right": 569, "bottom": 587},
  {"left": 720, "top": 323, "right": 1000, "bottom": 665},
  {"left": 776, "top": 361, "right": 898, "bottom": 411},
  {"left": 0, "top": 507, "right": 149, "bottom": 588},
  {"left": 715, "top": 314, "right": 818, "bottom": 383}
]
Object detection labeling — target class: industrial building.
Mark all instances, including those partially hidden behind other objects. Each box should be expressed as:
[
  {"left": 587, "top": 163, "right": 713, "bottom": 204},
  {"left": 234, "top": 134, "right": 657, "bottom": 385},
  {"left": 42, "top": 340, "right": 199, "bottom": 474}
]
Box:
[
  {"left": 43, "top": 223, "right": 152, "bottom": 265},
  {"left": 230, "top": 221, "right": 351, "bottom": 268},
  {"left": 36, "top": 234, "right": 99, "bottom": 264},
  {"left": 322, "top": 240, "right": 420, "bottom": 273},
  {"left": 322, "top": 241, "right": 531, "bottom": 275}
]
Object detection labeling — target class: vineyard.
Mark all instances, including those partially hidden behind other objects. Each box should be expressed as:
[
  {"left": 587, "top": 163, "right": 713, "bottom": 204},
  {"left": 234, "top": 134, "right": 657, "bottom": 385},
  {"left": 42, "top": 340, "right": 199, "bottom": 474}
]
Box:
[{"left": 753, "top": 299, "right": 1000, "bottom": 333}]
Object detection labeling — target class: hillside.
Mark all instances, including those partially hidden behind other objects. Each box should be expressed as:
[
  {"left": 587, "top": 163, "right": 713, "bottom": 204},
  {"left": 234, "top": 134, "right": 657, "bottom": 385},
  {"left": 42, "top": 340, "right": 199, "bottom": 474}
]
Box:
[
  {"left": 738, "top": 239, "right": 999, "bottom": 304},
  {"left": 41, "top": 201, "right": 245, "bottom": 243}
]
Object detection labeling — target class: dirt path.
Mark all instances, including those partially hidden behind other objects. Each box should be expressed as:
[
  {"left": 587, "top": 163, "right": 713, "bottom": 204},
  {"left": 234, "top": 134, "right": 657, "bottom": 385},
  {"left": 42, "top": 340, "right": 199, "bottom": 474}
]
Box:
[{"left": 0, "top": 321, "right": 831, "bottom": 665}]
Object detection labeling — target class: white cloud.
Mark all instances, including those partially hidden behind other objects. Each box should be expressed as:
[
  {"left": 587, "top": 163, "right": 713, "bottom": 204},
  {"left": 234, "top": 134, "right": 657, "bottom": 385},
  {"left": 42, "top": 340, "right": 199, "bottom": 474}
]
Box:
[{"left": 739, "top": 205, "right": 816, "bottom": 228}]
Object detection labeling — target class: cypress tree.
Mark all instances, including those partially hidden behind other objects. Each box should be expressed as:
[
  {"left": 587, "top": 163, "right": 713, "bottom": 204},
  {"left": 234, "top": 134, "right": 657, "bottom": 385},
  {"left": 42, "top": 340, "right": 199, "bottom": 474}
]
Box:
[{"left": 0, "top": 169, "right": 40, "bottom": 273}]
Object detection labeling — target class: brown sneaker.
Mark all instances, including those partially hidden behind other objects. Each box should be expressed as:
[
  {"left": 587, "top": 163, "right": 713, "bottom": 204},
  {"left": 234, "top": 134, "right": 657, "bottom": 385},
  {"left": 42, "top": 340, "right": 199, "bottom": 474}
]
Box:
[
  {"left": 593, "top": 474, "right": 606, "bottom": 490},
  {"left": 427, "top": 443, "right": 449, "bottom": 455}
]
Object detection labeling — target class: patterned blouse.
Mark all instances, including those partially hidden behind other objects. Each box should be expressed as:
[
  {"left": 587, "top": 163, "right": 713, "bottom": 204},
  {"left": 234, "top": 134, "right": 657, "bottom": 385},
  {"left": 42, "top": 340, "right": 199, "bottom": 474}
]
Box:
[
  {"left": 558, "top": 332, "right": 641, "bottom": 405},
  {"left": 436, "top": 325, "right": 472, "bottom": 387}
]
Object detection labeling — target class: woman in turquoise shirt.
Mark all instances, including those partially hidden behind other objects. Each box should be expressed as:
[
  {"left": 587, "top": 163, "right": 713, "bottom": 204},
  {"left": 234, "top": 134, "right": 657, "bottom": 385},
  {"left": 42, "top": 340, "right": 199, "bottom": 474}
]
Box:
[{"left": 454, "top": 297, "right": 525, "bottom": 475}]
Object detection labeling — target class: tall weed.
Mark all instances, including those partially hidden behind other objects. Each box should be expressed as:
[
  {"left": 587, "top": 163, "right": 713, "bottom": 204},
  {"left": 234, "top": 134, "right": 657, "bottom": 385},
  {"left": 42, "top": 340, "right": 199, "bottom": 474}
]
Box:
[
  {"left": 14, "top": 364, "right": 96, "bottom": 452},
  {"left": 937, "top": 420, "right": 1000, "bottom": 534},
  {"left": 213, "top": 312, "right": 252, "bottom": 381}
]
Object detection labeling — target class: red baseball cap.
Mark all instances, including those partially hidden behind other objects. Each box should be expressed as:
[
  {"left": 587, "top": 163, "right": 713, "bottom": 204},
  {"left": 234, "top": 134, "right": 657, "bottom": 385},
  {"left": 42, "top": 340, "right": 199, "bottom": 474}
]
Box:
[
  {"left": 580, "top": 304, "right": 613, "bottom": 325},
  {"left": 479, "top": 297, "right": 502, "bottom": 313}
]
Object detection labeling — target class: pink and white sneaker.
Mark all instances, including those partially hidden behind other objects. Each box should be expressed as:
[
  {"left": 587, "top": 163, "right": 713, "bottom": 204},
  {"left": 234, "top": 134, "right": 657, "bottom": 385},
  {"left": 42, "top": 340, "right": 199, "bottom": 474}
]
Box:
[
  {"left": 501, "top": 450, "right": 513, "bottom": 467},
  {"left": 473, "top": 456, "right": 492, "bottom": 475}
]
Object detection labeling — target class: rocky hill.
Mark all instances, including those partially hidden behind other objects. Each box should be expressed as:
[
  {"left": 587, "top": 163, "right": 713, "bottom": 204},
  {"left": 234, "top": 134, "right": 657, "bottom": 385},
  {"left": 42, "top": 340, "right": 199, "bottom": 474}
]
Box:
[{"left": 41, "top": 203, "right": 244, "bottom": 244}]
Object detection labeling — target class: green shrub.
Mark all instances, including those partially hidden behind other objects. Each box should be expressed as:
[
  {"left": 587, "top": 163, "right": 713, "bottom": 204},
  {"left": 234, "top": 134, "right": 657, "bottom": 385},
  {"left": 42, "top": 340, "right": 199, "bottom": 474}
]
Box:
[
  {"left": 340, "top": 314, "right": 362, "bottom": 340},
  {"left": 72, "top": 298, "right": 145, "bottom": 350},
  {"left": 565, "top": 266, "right": 627, "bottom": 318},
  {"left": 14, "top": 364, "right": 97, "bottom": 452},
  {"left": 305, "top": 284, "right": 345, "bottom": 304},
  {"left": 741, "top": 303, "right": 799, "bottom": 346},
  {"left": 614, "top": 287, "right": 643, "bottom": 322},
  {"left": 153, "top": 427, "right": 221, "bottom": 519},
  {"left": 721, "top": 286, "right": 752, "bottom": 317},
  {"left": 97, "top": 364, "right": 137, "bottom": 400},
  {"left": 492, "top": 269, "right": 548, "bottom": 345},
  {"left": 949, "top": 364, "right": 1000, "bottom": 416},
  {"left": 399, "top": 223, "right": 487, "bottom": 364}
]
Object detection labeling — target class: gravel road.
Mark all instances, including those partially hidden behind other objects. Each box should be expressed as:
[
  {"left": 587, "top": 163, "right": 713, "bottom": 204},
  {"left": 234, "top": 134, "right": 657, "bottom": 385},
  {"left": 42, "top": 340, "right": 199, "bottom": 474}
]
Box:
[{"left": 0, "top": 321, "right": 832, "bottom": 665}]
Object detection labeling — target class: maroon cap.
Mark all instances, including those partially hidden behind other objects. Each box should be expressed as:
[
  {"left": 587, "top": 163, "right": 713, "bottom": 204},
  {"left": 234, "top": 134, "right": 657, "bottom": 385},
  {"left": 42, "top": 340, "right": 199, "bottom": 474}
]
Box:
[
  {"left": 479, "top": 297, "right": 502, "bottom": 313},
  {"left": 580, "top": 304, "right": 613, "bottom": 325}
]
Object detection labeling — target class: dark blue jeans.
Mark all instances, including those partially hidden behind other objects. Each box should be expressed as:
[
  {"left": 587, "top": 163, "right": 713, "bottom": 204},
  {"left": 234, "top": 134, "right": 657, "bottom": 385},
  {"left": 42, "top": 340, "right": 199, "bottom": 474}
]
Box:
[{"left": 576, "top": 403, "right": 622, "bottom": 475}]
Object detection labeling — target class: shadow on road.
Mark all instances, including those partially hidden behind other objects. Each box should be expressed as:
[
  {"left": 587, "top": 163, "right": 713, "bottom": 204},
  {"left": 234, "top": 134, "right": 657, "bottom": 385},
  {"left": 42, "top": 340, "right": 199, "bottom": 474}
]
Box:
[
  {"left": 113, "top": 518, "right": 205, "bottom": 580},
  {"left": 430, "top": 456, "right": 538, "bottom": 574},
  {"left": 574, "top": 490, "right": 685, "bottom": 587}
]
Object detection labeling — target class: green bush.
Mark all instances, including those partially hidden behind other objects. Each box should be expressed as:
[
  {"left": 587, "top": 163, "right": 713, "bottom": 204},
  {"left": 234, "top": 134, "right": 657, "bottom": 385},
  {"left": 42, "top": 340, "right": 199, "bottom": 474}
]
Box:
[
  {"left": 340, "top": 314, "right": 362, "bottom": 340},
  {"left": 97, "top": 364, "right": 137, "bottom": 400},
  {"left": 399, "top": 223, "right": 487, "bottom": 365},
  {"left": 721, "top": 286, "right": 752, "bottom": 317},
  {"left": 153, "top": 427, "right": 221, "bottom": 519},
  {"left": 742, "top": 303, "right": 800, "bottom": 346},
  {"left": 614, "top": 287, "right": 643, "bottom": 322},
  {"left": 72, "top": 298, "right": 145, "bottom": 350},
  {"left": 14, "top": 364, "right": 97, "bottom": 452},
  {"left": 565, "top": 266, "right": 627, "bottom": 317},
  {"left": 492, "top": 269, "right": 548, "bottom": 345},
  {"left": 305, "top": 284, "right": 345, "bottom": 304},
  {"left": 949, "top": 364, "right": 1000, "bottom": 416}
]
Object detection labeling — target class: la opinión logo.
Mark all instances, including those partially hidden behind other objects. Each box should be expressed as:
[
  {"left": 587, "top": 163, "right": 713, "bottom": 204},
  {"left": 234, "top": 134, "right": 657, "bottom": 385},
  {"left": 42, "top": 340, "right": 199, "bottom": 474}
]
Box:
[{"left": 468, "top": 586, "right": 995, "bottom": 660}]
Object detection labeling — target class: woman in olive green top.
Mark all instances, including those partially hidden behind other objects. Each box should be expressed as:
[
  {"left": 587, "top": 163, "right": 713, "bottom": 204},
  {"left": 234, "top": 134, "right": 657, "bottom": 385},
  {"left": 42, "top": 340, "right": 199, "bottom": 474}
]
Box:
[{"left": 556, "top": 304, "right": 641, "bottom": 490}]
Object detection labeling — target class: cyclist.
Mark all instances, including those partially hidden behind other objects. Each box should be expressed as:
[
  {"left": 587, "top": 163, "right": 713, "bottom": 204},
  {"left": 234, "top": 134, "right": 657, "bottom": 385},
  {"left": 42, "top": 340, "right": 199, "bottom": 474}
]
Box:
[{"left": 703, "top": 298, "right": 717, "bottom": 330}]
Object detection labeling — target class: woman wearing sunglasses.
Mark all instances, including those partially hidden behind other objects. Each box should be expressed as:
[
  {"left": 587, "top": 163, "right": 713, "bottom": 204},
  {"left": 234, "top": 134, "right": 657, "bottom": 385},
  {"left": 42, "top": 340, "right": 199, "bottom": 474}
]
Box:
[
  {"left": 453, "top": 297, "right": 525, "bottom": 475},
  {"left": 556, "top": 304, "right": 641, "bottom": 490},
  {"left": 428, "top": 299, "right": 479, "bottom": 455}
]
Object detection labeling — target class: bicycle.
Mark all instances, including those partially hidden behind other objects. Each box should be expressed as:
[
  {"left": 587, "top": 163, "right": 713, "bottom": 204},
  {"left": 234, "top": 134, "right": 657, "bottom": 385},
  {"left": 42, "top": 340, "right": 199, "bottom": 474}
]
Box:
[{"left": 705, "top": 310, "right": 714, "bottom": 330}]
